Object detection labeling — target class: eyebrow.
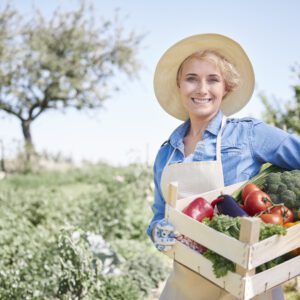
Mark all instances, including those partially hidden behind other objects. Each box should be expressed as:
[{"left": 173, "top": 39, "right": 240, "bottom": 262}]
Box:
[{"left": 184, "top": 73, "right": 221, "bottom": 77}]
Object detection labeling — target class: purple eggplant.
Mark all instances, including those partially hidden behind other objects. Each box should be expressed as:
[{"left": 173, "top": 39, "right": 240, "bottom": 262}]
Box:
[{"left": 211, "top": 195, "right": 249, "bottom": 217}]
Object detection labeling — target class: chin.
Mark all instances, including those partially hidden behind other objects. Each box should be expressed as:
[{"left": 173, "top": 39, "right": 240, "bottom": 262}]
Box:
[{"left": 190, "top": 109, "right": 218, "bottom": 120}]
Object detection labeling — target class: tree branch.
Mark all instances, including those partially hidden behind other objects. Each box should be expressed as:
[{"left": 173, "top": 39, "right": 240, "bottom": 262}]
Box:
[{"left": 0, "top": 101, "right": 24, "bottom": 121}]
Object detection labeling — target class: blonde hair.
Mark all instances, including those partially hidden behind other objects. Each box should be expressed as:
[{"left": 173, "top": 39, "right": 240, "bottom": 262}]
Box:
[{"left": 176, "top": 50, "right": 240, "bottom": 93}]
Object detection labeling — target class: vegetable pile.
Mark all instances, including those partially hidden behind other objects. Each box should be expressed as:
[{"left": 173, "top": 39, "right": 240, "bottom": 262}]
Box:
[
  {"left": 241, "top": 182, "right": 294, "bottom": 225},
  {"left": 235, "top": 166, "right": 300, "bottom": 222},
  {"left": 177, "top": 165, "right": 300, "bottom": 278}
]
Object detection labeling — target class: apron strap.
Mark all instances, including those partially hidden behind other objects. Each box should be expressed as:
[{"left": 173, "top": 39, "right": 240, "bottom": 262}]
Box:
[
  {"left": 166, "top": 147, "right": 176, "bottom": 166},
  {"left": 215, "top": 115, "right": 227, "bottom": 189},
  {"left": 216, "top": 116, "right": 227, "bottom": 162}
]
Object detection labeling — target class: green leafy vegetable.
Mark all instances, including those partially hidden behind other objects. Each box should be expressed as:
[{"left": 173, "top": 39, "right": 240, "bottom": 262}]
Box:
[{"left": 202, "top": 216, "right": 287, "bottom": 278}]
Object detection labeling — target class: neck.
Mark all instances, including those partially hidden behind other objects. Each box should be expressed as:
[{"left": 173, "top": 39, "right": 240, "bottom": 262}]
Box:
[{"left": 188, "top": 113, "right": 217, "bottom": 138}]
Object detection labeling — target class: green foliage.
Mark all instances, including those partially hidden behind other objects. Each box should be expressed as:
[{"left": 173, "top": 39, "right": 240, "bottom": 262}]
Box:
[
  {"left": 202, "top": 216, "right": 240, "bottom": 277},
  {"left": 111, "top": 239, "right": 170, "bottom": 296},
  {"left": 203, "top": 250, "right": 235, "bottom": 278},
  {"left": 202, "top": 215, "right": 287, "bottom": 278},
  {"left": 95, "top": 276, "right": 142, "bottom": 300},
  {"left": 202, "top": 215, "right": 240, "bottom": 239},
  {"left": 56, "top": 228, "right": 96, "bottom": 299},
  {"left": 80, "top": 168, "right": 153, "bottom": 241},
  {"left": 259, "top": 222, "right": 287, "bottom": 240},
  {"left": 0, "top": 164, "right": 167, "bottom": 299},
  {"left": 260, "top": 63, "right": 300, "bottom": 134},
  {"left": 124, "top": 252, "right": 169, "bottom": 296}
]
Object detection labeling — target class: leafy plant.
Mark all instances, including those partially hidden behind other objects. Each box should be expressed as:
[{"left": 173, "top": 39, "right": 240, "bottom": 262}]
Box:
[
  {"left": 0, "top": 164, "right": 167, "bottom": 299},
  {"left": 202, "top": 215, "right": 287, "bottom": 278}
]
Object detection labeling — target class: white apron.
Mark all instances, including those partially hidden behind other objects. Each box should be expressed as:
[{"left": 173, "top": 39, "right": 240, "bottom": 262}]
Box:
[{"left": 159, "top": 116, "right": 281, "bottom": 300}]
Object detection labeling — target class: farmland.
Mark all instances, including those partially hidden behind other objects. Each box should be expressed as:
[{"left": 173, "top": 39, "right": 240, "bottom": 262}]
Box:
[{"left": 0, "top": 163, "right": 169, "bottom": 299}]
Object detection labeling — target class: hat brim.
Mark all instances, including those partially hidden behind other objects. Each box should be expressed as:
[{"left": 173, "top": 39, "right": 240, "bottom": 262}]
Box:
[{"left": 154, "top": 33, "right": 255, "bottom": 120}]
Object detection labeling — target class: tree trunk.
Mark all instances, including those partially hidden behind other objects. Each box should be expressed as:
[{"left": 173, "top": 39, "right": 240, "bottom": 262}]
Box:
[
  {"left": 0, "top": 140, "right": 5, "bottom": 172},
  {"left": 21, "top": 120, "right": 34, "bottom": 161}
]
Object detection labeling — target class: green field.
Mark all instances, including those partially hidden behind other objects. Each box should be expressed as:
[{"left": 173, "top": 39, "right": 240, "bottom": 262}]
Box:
[{"left": 0, "top": 163, "right": 169, "bottom": 299}]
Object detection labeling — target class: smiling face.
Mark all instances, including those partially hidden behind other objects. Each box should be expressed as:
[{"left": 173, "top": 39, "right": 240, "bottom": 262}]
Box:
[{"left": 178, "top": 56, "right": 227, "bottom": 121}]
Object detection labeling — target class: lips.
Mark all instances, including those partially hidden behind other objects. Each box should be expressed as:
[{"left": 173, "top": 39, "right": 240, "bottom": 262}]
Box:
[{"left": 191, "top": 98, "right": 212, "bottom": 104}]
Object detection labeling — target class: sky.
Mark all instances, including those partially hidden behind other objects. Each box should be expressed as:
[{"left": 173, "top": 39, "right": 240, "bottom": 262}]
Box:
[{"left": 1, "top": 0, "right": 300, "bottom": 165}]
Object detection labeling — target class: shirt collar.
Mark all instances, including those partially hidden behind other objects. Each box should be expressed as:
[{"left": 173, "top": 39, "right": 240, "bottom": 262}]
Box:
[
  {"left": 169, "top": 110, "right": 224, "bottom": 149},
  {"left": 205, "top": 110, "right": 223, "bottom": 136}
]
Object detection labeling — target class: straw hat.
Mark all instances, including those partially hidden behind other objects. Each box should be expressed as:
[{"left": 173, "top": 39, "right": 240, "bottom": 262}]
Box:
[{"left": 153, "top": 33, "right": 255, "bottom": 120}]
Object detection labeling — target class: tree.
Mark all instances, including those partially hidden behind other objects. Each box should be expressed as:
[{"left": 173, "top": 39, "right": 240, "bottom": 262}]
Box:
[
  {"left": 0, "top": 3, "right": 143, "bottom": 158},
  {"left": 260, "top": 63, "right": 300, "bottom": 135}
]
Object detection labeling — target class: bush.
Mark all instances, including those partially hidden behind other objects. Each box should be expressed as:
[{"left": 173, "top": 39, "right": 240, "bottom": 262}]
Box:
[
  {"left": 95, "top": 276, "right": 142, "bottom": 300},
  {"left": 125, "top": 253, "right": 169, "bottom": 296},
  {"left": 0, "top": 164, "right": 168, "bottom": 299}
]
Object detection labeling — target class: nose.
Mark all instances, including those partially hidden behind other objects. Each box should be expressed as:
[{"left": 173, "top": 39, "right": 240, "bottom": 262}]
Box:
[{"left": 195, "top": 80, "right": 208, "bottom": 94}]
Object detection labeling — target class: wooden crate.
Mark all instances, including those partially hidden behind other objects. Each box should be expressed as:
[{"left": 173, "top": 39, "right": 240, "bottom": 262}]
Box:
[{"left": 164, "top": 181, "right": 300, "bottom": 300}]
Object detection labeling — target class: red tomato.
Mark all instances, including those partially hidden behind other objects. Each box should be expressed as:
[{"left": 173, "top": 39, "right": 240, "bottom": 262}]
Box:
[
  {"left": 244, "top": 191, "right": 272, "bottom": 216},
  {"left": 241, "top": 183, "right": 261, "bottom": 202},
  {"left": 271, "top": 205, "right": 294, "bottom": 224},
  {"left": 260, "top": 213, "right": 284, "bottom": 225}
]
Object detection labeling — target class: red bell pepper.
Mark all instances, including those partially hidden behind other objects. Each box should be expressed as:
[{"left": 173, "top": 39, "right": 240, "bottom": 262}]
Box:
[{"left": 182, "top": 197, "right": 222, "bottom": 222}]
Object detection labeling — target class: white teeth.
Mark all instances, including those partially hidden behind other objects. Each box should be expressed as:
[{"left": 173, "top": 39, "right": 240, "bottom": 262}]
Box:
[{"left": 192, "top": 98, "right": 211, "bottom": 104}]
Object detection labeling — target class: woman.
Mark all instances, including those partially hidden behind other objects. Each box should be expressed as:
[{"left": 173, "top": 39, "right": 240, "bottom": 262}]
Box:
[{"left": 147, "top": 33, "right": 300, "bottom": 300}]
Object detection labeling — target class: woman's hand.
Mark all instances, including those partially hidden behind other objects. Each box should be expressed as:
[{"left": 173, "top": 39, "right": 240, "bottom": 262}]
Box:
[{"left": 153, "top": 219, "right": 179, "bottom": 252}]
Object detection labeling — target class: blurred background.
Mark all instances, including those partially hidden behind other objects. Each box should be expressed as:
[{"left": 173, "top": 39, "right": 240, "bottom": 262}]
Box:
[
  {"left": 0, "top": 1, "right": 300, "bottom": 299},
  {"left": 1, "top": 0, "right": 300, "bottom": 166}
]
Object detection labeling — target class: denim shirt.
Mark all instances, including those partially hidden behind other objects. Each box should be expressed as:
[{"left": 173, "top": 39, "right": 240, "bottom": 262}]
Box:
[{"left": 147, "top": 110, "right": 300, "bottom": 238}]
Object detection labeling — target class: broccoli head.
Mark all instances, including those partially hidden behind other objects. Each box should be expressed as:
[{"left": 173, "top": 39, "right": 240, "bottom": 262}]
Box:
[{"left": 263, "top": 170, "right": 300, "bottom": 210}]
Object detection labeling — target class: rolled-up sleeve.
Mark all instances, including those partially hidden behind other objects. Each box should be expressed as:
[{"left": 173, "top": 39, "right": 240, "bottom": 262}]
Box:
[{"left": 251, "top": 121, "right": 300, "bottom": 170}]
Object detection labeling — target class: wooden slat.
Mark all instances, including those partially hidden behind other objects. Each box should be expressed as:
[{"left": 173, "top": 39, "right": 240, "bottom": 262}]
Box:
[
  {"left": 167, "top": 205, "right": 248, "bottom": 268},
  {"left": 236, "top": 217, "right": 261, "bottom": 276},
  {"left": 165, "top": 241, "right": 245, "bottom": 299},
  {"left": 245, "top": 255, "right": 300, "bottom": 299},
  {"left": 165, "top": 182, "right": 178, "bottom": 223},
  {"left": 166, "top": 181, "right": 178, "bottom": 208},
  {"left": 250, "top": 223, "right": 300, "bottom": 269},
  {"left": 175, "top": 181, "right": 246, "bottom": 210}
]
